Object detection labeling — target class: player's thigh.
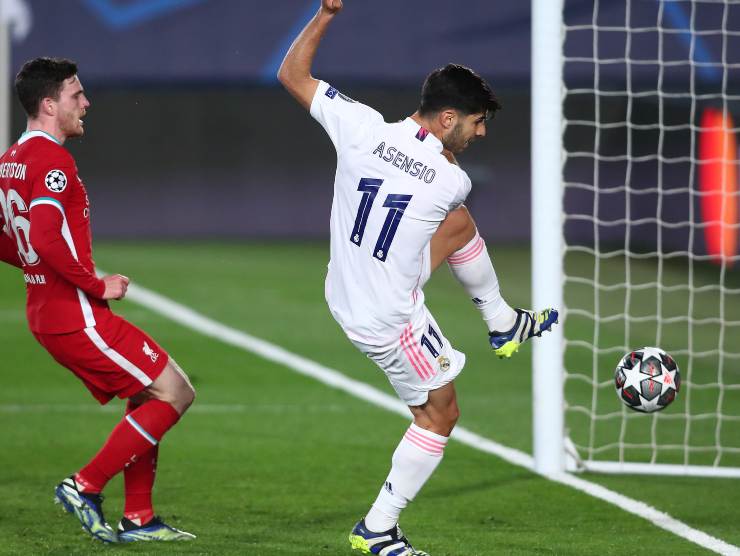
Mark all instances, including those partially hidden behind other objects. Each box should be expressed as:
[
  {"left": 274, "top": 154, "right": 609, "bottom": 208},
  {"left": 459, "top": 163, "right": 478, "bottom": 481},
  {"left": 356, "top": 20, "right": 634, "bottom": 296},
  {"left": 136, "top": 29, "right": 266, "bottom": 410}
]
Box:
[
  {"left": 429, "top": 205, "right": 477, "bottom": 271},
  {"left": 352, "top": 307, "right": 466, "bottom": 409}
]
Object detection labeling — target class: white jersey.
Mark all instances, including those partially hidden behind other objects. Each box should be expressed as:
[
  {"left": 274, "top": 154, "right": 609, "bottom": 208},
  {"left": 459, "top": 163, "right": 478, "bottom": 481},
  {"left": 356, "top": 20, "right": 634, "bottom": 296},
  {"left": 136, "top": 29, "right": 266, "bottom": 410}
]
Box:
[{"left": 311, "top": 81, "right": 472, "bottom": 345}]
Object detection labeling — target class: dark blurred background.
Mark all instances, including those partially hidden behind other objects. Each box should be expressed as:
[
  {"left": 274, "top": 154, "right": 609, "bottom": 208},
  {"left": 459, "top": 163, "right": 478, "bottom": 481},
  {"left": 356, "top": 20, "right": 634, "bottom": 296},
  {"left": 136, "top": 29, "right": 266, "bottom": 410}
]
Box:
[{"left": 5, "top": 0, "right": 740, "bottom": 253}]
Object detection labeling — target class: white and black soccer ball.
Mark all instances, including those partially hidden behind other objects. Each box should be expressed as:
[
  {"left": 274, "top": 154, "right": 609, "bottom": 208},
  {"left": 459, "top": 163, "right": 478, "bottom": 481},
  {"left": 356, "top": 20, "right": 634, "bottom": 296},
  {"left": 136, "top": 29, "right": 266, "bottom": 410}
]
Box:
[{"left": 614, "top": 347, "right": 680, "bottom": 413}]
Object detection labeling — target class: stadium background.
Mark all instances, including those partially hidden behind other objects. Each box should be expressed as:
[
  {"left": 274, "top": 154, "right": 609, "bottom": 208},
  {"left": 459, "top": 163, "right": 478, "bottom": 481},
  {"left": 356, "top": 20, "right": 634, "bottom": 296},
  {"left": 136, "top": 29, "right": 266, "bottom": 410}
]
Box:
[
  {"left": 11, "top": 0, "right": 737, "bottom": 247},
  {"left": 1, "top": 1, "right": 739, "bottom": 554}
]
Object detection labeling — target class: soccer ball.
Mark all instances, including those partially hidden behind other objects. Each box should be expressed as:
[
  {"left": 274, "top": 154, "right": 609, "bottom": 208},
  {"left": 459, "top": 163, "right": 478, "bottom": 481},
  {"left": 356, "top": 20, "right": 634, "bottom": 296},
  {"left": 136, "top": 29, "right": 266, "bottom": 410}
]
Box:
[{"left": 614, "top": 347, "right": 680, "bottom": 413}]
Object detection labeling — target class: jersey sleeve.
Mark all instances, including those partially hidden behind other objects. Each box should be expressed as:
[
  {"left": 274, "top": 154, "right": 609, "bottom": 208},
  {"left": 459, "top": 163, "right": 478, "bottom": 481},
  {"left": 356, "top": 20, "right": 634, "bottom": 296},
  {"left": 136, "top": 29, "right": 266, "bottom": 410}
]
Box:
[
  {"left": 310, "top": 80, "right": 384, "bottom": 153},
  {"left": 28, "top": 160, "right": 105, "bottom": 298},
  {"left": 449, "top": 169, "right": 473, "bottom": 211}
]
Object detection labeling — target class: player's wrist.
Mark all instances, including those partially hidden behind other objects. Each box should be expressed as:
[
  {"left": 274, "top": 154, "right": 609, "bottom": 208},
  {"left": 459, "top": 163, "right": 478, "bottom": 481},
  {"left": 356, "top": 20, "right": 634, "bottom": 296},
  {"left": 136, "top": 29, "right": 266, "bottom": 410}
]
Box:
[{"left": 93, "top": 278, "right": 107, "bottom": 299}]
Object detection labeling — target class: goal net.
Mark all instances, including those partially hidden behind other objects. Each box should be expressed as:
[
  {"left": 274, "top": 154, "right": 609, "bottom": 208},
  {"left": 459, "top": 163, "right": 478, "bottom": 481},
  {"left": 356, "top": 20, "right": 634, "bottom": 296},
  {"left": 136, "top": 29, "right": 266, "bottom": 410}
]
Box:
[{"left": 534, "top": 0, "right": 740, "bottom": 477}]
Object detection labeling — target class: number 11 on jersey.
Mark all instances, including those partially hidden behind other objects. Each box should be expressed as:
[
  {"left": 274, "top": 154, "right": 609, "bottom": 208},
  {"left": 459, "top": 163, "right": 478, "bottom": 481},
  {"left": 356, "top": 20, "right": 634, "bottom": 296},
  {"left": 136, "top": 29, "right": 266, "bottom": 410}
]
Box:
[{"left": 350, "top": 177, "right": 413, "bottom": 263}]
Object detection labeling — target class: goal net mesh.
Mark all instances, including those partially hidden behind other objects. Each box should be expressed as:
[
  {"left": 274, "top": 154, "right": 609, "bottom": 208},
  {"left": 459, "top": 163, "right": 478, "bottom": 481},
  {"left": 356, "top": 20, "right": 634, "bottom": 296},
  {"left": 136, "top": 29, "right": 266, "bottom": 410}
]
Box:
[{"left": 561, "top": 0, "right": 740, "bottom": 472}]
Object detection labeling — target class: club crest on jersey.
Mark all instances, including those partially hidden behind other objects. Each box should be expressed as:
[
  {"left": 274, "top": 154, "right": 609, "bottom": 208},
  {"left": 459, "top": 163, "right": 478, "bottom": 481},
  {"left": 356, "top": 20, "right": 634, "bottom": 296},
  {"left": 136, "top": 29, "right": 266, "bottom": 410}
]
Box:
[
  {"left": 325, "top": 86, "right": 339, "bottom": 99},
  {"left": 45, "top": 169, "right": 67, "bottom": 192},
  {"left": 143, "top": 341, "right": 159, "bottom": 363},
  {"left": 437, "top": 355, "right": 451, "bottom": 372}
]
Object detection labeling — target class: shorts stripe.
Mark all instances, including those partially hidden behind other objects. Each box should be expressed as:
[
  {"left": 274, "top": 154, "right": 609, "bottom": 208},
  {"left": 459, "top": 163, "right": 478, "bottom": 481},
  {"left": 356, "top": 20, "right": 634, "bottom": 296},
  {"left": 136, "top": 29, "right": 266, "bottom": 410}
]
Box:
[
  {"left": 400, "top": 326, "right": 428, "bottom": 380},
  {"left": 83, "top": 327, "right": 152, "bottom": 387},
  {"left": 400, "top": 324, "right": 435, "bottom": 380},
  {"left": 125, "top": 415, "right": 158, "bottom": 445},
  {"left": 447, "top": 235, "right": 485, "bottom": 266},
  {"left": 410, "top": 327, "right": 436, "bottom": 379},
  {"left": 404, "top": 427, "right": 446, "bottom": 455}
]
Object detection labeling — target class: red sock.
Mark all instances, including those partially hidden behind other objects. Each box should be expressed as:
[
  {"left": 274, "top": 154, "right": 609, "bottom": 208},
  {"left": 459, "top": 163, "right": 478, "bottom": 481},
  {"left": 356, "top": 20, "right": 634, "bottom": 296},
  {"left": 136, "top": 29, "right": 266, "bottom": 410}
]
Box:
[
  {"left": 123, "top": 444, "right": 157, "bottom": 525},
  {"left": 76, "top": 399, "right": 180, "bottom": 493},
  {"left": 123, "top": 400, "right": 157, "bottom": 525}
]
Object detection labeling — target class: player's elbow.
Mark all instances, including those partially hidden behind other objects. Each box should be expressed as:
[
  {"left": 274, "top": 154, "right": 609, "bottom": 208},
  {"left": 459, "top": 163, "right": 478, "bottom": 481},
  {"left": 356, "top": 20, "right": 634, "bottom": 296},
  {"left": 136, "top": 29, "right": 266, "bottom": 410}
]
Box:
[
  {"left": 29, "top": 226, "right": 51, "bottom": 258},
  {"left": 276, "top": 62, "right": 293, "bottom": 88}
]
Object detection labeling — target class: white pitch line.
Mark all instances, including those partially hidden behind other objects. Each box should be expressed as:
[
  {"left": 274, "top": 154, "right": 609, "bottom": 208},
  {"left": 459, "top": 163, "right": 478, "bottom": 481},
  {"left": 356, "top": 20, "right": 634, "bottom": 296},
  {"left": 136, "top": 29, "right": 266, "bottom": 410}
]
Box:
[{"left": 121, "top": 280, "right": 739, "bottom": 556}]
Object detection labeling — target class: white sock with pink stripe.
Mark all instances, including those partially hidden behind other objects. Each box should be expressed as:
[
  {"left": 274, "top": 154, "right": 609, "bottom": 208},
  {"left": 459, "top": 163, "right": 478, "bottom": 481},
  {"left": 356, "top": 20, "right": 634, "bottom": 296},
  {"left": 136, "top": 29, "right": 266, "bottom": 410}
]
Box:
[
  {"left": 447, "top": 231, "right": 516, "bottom": 333},
  {"left": 364, "top": 423, "right": 448, "bottom": 533}
]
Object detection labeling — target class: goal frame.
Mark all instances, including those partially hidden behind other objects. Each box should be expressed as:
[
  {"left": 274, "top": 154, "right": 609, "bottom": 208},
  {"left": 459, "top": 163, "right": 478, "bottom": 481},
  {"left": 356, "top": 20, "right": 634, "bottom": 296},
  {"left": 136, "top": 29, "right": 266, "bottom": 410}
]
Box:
[{"left": 530, "top": 0, "right": 740, "bottom": 479}]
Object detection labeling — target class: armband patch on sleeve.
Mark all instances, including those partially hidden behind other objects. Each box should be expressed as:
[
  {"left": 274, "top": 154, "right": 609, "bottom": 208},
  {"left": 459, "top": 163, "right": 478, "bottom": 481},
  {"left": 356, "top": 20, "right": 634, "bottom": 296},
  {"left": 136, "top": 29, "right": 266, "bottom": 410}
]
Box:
[{"left": 45, "top": 169, "right": 67, "bottom": 193}]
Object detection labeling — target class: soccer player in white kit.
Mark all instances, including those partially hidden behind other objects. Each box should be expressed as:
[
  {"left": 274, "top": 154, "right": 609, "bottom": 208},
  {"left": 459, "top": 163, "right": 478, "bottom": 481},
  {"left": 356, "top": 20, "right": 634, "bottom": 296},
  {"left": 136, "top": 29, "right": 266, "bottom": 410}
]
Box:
[{"left": 278, "top": 2, "right": 559, "bottom": 554}]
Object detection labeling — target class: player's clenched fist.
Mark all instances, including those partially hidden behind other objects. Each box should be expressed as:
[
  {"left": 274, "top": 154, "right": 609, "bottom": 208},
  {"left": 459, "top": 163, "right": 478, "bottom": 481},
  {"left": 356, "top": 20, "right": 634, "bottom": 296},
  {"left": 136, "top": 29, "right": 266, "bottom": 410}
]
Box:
[
  {"left": 321, "top": 0, "right": 342, "bottom": 15},
  {"left": 102, "top": 274, "right": 130, "bottom": 300}
]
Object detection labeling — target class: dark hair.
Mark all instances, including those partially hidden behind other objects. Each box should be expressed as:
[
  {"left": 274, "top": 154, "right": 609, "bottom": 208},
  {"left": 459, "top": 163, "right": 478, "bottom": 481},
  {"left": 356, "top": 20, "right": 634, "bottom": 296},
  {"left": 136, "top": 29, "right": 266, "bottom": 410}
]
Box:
[
  {"left": 15, "top": 57, "right": 78, "bottom": 118},
  {"left": 418, "top": 64, "right": 501, "bottom": 119}
]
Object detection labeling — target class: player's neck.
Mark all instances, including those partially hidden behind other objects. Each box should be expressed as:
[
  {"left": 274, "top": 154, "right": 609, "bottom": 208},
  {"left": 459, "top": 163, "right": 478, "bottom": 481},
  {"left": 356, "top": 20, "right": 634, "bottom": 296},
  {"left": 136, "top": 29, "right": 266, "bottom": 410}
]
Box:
[
  {"left": 25, "top": 119, "right": 66, "bottom": 145},
  {"left": 409, "top": 112, "right": 445, "bottom": 144}
]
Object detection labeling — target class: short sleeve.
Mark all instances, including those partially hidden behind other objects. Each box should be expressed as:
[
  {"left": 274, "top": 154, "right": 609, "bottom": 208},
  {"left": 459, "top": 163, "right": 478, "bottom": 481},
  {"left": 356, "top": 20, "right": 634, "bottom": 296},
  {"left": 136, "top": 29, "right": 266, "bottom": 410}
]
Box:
[
  {"left": 310, "top": 80, "right": 384, "bottom": 153},
  {"left": 450, "top": 169, "right": 472, "bottom": 211}
]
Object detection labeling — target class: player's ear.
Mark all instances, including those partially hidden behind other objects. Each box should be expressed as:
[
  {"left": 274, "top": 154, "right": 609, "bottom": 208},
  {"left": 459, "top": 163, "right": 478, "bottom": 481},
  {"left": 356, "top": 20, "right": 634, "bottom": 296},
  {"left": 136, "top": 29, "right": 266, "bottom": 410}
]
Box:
[
  {"left": 40, "top": 97, "right": 56, "bottom": 117},
  {"left": 438, "top": 109, "right": 457, "bottom": 131}
]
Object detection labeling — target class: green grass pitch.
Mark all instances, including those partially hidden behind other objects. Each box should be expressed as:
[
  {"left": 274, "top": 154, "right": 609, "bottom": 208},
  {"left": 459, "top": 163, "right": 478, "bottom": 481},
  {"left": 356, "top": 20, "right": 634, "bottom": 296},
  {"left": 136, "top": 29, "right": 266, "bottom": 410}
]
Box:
[{"left": 0, "top": 241, "right": 737, "bottom": 555}]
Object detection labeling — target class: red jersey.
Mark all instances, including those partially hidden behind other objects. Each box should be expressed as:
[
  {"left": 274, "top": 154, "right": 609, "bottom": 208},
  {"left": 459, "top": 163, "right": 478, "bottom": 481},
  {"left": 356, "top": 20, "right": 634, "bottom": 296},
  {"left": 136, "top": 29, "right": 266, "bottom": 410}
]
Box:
[{"left": 0, "top": 131, "right": 111, "bottom": 334}]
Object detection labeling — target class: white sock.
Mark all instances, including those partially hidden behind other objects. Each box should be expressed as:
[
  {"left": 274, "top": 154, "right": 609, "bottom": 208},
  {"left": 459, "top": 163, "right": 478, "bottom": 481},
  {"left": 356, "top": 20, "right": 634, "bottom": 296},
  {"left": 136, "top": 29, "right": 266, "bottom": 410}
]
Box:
[
  {"left": 364, "top": 423, "right": 448, "bottom": 533},
  {"left": 447, "top": 231, "right": 517, "bottom": 333}
]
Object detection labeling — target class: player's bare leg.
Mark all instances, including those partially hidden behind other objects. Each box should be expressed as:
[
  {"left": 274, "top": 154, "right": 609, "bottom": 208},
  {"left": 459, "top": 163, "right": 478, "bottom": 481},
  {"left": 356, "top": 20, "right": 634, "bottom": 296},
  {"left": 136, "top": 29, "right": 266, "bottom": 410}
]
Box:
[
  {"left": 431, "top": 206, "right": 558, "bottom": 358},
  {"left": 129, "top": 358, "right": 195, "bottom": 415},
  {"left": 429, "top": 205, "right": 478, "bottom": 272}
]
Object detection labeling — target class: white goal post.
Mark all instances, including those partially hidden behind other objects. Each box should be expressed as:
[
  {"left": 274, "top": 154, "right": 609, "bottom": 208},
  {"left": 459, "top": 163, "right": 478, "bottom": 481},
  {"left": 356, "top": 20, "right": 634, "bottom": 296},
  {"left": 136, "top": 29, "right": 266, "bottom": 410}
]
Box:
[
  {"left": 532, "top": 0, "right": 740, "bottom": 478},
  {"left": 531, "top": 0, "right": 566, "bottom": 476}
]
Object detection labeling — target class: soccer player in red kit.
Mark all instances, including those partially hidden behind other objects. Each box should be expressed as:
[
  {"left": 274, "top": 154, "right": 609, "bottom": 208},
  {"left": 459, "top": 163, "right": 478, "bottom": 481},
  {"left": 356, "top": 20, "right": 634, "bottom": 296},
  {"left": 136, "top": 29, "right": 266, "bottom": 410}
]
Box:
[{"left": 0, "top": 57, "right": 196, "bottom": 543}]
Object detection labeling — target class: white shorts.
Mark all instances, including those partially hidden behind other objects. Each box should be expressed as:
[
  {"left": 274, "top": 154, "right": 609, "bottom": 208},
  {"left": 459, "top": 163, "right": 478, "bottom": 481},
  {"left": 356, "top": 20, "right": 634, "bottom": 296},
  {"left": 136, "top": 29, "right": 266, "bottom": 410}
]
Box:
[{"left": 351, "top": 305, "right": 466, "bottom": 406}]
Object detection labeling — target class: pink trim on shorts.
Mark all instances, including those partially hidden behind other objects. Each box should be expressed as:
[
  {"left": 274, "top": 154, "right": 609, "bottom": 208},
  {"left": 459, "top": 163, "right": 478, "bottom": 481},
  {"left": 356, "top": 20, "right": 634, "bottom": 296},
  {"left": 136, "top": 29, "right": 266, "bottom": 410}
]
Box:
[{"left": 400, "top": 324, "right": 435, "bottom": 380}]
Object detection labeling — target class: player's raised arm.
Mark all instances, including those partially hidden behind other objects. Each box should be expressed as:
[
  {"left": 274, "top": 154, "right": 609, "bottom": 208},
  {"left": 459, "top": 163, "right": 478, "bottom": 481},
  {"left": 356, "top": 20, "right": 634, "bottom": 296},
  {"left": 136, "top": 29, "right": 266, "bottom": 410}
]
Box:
[{"left": 277, "top": 0, "right": 343, "bottom": 110}]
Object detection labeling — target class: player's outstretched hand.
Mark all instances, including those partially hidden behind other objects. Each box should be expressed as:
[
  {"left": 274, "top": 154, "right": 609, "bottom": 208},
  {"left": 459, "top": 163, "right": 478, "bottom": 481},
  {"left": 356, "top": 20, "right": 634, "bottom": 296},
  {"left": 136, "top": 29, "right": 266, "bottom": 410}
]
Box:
[
  {"left": 321, "top": 0, "right": 342, "bottom": 15},
  {"left": 102, "top": 274, "right": 130, "bottom": 300}
]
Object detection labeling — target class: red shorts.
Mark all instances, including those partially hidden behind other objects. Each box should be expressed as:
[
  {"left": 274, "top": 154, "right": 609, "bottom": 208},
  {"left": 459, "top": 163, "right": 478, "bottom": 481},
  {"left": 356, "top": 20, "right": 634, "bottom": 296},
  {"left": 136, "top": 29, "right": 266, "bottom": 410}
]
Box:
[{"left": 33, "top": 314, "right": 169, "bottom": 404}]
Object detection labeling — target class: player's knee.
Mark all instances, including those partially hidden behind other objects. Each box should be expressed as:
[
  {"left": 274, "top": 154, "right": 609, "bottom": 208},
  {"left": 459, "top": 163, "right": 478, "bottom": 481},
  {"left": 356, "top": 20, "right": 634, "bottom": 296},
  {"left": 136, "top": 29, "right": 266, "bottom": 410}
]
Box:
[
  {"left": 428, "top": 406, "right": 460, "bottom": 437},
  {"left": 444, "top": 403, "right": 460, "bottom": 432},
  {"left": 176, "top": 381, "right": 196, "bottom": 414},
  {"left": 445, "top": 207, "right": 477, "bottom": 253}
]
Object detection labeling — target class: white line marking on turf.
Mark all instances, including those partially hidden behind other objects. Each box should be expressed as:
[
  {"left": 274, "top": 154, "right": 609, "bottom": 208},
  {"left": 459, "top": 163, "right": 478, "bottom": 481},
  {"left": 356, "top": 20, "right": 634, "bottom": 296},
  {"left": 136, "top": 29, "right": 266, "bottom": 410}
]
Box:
[{"left": 121, "top": 280, "right": 739, "bottom": 556}]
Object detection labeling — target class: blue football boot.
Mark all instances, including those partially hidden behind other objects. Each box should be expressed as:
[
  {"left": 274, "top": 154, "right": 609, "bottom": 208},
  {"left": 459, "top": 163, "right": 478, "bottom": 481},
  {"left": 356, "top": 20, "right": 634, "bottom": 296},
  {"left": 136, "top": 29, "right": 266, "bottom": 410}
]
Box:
[
  {"left": 489, "top": 307, "right": 559, "bottom": 358},
  {"left": 117, "top": 516, "right": 196, "bottom": 542},
  {"left": 54, "top": 476, "right": 117, "bottom": 543},
  {"left": 349, "top": 519, "right": 429, "bottom": 556}
]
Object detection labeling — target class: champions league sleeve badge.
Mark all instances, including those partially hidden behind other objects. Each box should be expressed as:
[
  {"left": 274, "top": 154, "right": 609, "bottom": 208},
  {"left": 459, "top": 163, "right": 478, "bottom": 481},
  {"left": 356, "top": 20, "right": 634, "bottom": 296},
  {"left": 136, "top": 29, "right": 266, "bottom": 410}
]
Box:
[{"left": 45, "top": 169, "right": 68, "bottom": 193}]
